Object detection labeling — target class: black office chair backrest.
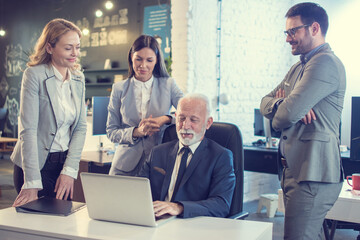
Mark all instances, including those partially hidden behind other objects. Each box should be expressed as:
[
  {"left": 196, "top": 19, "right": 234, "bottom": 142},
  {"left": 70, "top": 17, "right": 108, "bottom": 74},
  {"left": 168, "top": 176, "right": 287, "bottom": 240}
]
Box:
[{"left": 162, "top": 122, "right": 245, "bottom": 218}]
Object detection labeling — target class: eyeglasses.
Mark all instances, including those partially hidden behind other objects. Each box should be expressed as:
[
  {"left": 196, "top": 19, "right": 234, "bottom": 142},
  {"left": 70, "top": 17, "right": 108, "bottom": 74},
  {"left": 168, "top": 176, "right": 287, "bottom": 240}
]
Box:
[{"left": 284, "top": 24, "right": 310, "bottom": 37}]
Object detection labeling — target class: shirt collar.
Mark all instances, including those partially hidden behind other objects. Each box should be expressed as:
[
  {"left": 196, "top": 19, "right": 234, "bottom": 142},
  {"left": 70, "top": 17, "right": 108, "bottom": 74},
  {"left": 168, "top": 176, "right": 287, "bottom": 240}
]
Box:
[
  {"left": 52, "top": 65, "right": 71, "bottom": 82},
  {"left": 300, "top": 43, "right": 327, "bottom": 64},
  {"left": 178, "top": 139, "right": 202, "bottom": 155},
  {"left": 132, "top": 75, "right": 154, "bottom": 89}
]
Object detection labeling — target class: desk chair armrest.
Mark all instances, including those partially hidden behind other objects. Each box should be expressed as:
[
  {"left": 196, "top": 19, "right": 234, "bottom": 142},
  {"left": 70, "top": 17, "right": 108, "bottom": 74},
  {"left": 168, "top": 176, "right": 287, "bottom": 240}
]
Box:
[{"left": 228, "top": 211, "right": 249, "bottom": 220}]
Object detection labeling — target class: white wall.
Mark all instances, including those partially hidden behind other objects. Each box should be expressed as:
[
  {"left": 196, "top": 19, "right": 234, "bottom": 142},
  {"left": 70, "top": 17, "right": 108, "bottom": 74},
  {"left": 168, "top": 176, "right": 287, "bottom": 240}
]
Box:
[
  {"left": 171, "top": 0, "right": 189, "bottom": 94},
  {"left": 219, "top": 0, "right": 294, "bottom": 142},
  {"left": 171, "top": 0, "right": 358, "bottom": 201},
  {"left": 172, "top": 0, "right": 295, "bottom": 202}
]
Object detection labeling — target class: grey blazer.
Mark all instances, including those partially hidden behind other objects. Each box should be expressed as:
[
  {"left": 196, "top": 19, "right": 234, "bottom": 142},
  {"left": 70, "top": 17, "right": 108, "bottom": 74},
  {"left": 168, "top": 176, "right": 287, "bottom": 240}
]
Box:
[
  {"left": 260, "top": 43, "right": 346, "bottom": 183},
  {"left": 106, "top": 76, "right": 183, "bottom": 172},
  {"left": 11, "top": 64, "right": 87, "bottom": 184}
]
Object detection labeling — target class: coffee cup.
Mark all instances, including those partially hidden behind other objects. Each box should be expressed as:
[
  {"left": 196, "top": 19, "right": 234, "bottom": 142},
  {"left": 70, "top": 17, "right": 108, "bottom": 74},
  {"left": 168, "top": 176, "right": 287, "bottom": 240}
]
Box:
[{"left": 346, "top": 173, "right": 360, "bottom": 190}]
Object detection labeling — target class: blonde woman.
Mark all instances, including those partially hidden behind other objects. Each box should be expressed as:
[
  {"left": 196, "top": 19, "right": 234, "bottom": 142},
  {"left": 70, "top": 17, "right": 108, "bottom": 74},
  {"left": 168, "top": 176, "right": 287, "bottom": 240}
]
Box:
[{"left": 11, "top": 18, "right": 87, "bottom": 207}]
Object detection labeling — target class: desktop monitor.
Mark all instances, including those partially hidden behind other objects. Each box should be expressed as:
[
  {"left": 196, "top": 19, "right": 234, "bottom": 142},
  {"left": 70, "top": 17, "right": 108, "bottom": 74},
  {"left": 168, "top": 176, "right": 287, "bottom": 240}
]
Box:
[
  {"left": 254, "top": 108, "right": 281, "bottom": 139},
  {"left": 350, "top": 97, "right": 360, "bottom": 161},
  {"left": 92, "top": 96, "right": 110, "bottom": 136}
]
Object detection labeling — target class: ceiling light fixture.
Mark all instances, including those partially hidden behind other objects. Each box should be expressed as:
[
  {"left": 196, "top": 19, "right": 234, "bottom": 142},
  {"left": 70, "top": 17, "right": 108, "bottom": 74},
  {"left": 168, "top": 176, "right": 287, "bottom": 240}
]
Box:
[
  {"left": 82, "top": 28, "right": 90, "bottom": 36},
  {"left": 0, "top": 0, "right": 5, "bottom": 37},
  {"left": 95, "top": 9, "right": 103, "bottom": 18},
  {"left": 105, "top": 1, "right": 113, "bottom": 10}
]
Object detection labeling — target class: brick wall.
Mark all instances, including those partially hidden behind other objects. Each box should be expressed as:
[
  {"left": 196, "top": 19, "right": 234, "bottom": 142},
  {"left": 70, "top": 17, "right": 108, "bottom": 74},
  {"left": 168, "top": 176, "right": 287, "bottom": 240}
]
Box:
[
  {"left": 170, "top": 0, "right": 189, "bottom": 94},
  {"left": 171, "top": 0, "right": 298, "bottom": 202}
]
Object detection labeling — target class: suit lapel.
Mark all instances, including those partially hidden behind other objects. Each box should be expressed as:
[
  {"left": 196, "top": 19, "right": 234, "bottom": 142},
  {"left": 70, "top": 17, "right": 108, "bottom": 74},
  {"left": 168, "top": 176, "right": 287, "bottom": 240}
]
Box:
[
  {"left": 147, "top": 77, "right": 158, "bottom": 118},
  {"left": 44, "top": 67, "right": 60, "bottom": 126},
  {"left": 179, "top": 139, "right": 208, "bottom": 188},
  {"left": 124, "top": 79, "right": 141, "bottom": 125},
  {"left": 160, "top": 141, "right": 179, "bottom": 200},
  {"left": 69, "top": 74, "right": 84, "bottom": 132}
]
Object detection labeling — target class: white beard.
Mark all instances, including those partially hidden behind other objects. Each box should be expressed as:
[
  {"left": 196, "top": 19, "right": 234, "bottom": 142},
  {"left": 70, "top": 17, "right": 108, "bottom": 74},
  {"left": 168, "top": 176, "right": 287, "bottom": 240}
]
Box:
[{"left": 177, "top": 127, "right": 206, "bottom": 146}]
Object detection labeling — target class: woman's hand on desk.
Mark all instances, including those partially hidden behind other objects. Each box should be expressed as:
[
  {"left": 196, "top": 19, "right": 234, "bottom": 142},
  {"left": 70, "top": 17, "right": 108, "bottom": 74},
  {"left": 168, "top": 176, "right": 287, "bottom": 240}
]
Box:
[
  {"left": 12, "top": 188, "right": 38, "bottom": 207},
  {"left": 54, "top": 174, "right": 74, "bottom": 200}
]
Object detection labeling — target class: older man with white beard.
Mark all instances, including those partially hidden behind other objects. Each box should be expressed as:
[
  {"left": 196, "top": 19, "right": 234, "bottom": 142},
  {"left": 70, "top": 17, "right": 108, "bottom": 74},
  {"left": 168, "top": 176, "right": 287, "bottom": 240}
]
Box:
[{"left": 138, "top": 93, "right": 235, "bottom": 218}]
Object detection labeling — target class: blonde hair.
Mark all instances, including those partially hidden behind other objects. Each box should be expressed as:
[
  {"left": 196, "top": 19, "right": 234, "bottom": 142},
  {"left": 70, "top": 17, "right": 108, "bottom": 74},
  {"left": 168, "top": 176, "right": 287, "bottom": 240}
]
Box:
[{"left": 28, "top": 18, "right": 82, "bottom": 71}]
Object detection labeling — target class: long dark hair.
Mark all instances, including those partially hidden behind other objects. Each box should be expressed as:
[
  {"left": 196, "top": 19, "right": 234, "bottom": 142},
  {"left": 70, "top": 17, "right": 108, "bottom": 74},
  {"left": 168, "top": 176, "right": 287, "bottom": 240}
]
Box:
[{"left": 127, "top": 35, "right": 169, "bottom": 78}]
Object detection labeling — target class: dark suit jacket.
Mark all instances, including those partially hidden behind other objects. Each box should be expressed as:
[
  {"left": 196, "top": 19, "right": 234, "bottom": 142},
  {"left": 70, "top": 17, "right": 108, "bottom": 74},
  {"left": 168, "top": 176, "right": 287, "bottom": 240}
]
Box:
[{"left": 138, "top": 138, "right": 235, "bottom": 218}]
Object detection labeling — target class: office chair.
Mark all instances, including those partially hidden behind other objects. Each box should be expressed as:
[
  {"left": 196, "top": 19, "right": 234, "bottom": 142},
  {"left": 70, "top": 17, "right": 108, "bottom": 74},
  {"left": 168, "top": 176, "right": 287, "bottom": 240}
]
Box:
[{"left": 162, "top": 122, "right": 249, "bottom": 219}]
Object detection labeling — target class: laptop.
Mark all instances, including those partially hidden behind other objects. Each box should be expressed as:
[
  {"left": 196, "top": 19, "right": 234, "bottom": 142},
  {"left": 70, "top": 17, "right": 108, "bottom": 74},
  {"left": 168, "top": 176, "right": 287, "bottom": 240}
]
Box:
[{"left": 80, "top": 172, "right": 175, "bottom": 227}]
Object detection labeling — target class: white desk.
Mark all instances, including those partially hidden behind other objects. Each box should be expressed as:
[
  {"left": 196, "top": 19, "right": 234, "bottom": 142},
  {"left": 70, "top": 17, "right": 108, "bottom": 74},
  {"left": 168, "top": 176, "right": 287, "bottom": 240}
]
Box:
[
  {"left": 324, "top": 183, "right": 360, "bottom": 240},
  {"left": 0, "top": 207, "right": 272, "bottom": 240},
  {"left": 326, "top": 183, "right": 360, "bottom": 223}
]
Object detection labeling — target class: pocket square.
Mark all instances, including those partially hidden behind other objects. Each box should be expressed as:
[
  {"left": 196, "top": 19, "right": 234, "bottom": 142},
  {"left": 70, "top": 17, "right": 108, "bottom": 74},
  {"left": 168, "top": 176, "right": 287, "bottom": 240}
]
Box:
[{"left": 154, "top": 167, "right": 166, "bottom": 175}]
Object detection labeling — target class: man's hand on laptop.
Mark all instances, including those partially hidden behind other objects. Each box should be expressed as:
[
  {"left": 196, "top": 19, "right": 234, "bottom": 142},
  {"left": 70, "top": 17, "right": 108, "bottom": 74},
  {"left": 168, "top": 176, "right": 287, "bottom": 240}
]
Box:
[{"left": 153, "top": 201, "right": 183, "bottom": 217}]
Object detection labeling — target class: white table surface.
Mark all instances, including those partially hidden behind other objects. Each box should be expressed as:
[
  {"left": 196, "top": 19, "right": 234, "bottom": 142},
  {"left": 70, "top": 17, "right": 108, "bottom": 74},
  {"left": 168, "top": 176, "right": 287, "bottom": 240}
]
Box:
[
  {"left": 325, "top": 183, "right": 360, "bottom": 223},
  {"left": 0, "top": 207, "right": 273, "bottom": 240}
]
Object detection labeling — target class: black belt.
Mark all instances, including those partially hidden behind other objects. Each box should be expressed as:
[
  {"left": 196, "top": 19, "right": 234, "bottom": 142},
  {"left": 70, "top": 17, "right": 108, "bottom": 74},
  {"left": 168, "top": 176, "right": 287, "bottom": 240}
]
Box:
[
  {"left": 48, "top": 150, "right": 68, "bottom": 163},
  {"left": 281, "top": 157, "right": 288, "bottom": 168}
]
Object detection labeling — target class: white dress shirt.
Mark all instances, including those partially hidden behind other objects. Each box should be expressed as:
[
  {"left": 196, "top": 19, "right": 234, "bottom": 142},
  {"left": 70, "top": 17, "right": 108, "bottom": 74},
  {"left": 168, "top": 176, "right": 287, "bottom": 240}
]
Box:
[
  {"left": 51, "top": 66, "right": 76, "bottom": 152},
  {"left": 132, "top": 76, "right": 153, "bottom": 119},
  {"left": 52, "top": 66, "right": 78, "bottom": 179},
  {"left": 166, "top": 141, "right": 201, "bottom": 201}
]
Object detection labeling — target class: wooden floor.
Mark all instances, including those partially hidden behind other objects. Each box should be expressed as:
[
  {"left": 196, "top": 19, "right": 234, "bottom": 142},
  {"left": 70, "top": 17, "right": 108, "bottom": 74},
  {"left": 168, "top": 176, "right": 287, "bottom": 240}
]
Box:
[{"left": 0, "top": 156, "right": 359, "bottom": 239}]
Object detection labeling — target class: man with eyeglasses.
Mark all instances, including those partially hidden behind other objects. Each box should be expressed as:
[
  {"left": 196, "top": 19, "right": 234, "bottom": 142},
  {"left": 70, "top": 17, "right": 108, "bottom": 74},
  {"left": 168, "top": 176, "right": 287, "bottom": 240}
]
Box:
[{"left": 260, "top": 2, "right": 346, "bottom": 239}]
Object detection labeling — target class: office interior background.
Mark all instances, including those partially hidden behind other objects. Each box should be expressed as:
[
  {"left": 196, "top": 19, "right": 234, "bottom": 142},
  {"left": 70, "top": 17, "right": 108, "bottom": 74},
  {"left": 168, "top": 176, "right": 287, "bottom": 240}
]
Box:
[{"left": 0, "top": 0, "right": 359, "bottom": 204}]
